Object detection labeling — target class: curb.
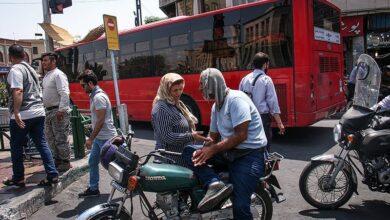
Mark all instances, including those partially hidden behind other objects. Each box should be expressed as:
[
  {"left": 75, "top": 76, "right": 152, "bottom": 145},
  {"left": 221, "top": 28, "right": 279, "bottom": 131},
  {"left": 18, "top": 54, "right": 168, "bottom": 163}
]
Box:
[{"left": 0, "top": 158, "right": 89, "bottom": 220}]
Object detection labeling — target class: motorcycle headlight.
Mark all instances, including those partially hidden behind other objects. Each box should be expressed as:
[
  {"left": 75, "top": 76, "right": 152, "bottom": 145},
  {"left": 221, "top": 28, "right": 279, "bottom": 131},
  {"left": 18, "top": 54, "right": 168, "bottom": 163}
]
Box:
[
  {"left": 333, "top": 124, "right": 342, "bottom": 143},
  {"left": 108, "top": 162, "right": 124, "bottom": 183}
]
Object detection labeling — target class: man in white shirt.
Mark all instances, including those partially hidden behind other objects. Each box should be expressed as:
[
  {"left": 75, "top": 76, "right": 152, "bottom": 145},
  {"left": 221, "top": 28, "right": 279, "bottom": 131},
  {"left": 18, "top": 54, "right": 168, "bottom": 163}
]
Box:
[{"left": 41, "top": 52, "right": 71, "bottom": 172}]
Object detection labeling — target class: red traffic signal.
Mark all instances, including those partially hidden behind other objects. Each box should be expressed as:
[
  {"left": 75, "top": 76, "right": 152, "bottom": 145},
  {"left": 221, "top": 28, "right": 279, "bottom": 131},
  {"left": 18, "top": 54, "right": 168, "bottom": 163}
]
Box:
[{"left": 49, "top": 0, "right": 72, "bottom": 14}]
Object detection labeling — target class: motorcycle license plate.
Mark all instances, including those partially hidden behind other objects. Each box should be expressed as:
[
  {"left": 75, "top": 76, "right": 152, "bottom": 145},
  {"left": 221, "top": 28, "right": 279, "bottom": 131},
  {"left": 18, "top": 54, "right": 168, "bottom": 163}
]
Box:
[{"left": 110, "top": 180, "right": 127, "bottom": 193}]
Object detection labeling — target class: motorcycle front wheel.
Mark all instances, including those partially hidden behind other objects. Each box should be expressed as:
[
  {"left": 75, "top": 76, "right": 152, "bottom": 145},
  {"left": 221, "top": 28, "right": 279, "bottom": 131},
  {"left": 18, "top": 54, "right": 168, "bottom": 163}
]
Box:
[
  {"left": 299, "top": 161, "right": 354, "bottom": 210},
  {"left": 77, "top": 204, "right": 130, "bottom": 220},
  {"left": 251, "top": 187, "right": 273, "bottom": 220}
]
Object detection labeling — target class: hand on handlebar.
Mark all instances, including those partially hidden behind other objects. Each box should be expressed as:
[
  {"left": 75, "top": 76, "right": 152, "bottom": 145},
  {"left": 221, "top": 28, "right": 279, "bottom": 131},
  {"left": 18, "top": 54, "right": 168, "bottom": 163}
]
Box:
[{"left": 192, "top": 147, "right": 215, "bottom": 166}]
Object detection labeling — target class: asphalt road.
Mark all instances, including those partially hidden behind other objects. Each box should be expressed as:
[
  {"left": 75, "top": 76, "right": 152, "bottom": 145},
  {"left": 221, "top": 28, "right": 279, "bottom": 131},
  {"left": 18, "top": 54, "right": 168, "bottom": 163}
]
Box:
[{"left": 30, "top": 120, "right": 390, "bottom": 220}]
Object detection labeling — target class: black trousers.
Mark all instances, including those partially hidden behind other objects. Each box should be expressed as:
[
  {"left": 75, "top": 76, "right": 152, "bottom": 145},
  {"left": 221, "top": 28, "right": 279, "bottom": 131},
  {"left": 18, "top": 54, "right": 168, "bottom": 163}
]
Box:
[{"left": 260, "top": 113, "right": 272, "bottom": 152}]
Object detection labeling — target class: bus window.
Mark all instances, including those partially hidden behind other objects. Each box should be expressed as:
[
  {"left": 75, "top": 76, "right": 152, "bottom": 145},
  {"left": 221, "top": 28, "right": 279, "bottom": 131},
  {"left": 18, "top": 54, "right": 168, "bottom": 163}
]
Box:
[
  {"left": 152, "top": 22, "right": 190, "bottom": 75},
  {"left": 313, "top": 0, "right": 340, "bottom": 33},
  {"left": 57, "top": 48, "right": 77, "bottom": 82},
  {"left": 118, "top": 37, "right": 134, "bottom": 79},
  {"left": 118, "top": 30, "right": 152, "bottom": 79},
  {"left": 190, "top": 10, "right": 240, "bottom": 72},
  {"left": 93, "top": 41, "right": 111, "bottom": 81},
  {"left": 240, "top": 2, "right": 292, "bottom": 69}
]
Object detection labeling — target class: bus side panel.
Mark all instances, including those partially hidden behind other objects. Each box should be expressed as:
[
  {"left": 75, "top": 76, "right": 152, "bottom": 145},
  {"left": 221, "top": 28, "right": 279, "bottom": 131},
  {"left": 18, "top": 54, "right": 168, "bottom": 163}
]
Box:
[
  {"left": 312, "top": 50, "right": 345, "bottom": 111},
  {"left": 292, "top": 0, "right": 315, "bottom": 126},
  {"left": 116, "top": 77, "right": 161, "bottom": 121}
]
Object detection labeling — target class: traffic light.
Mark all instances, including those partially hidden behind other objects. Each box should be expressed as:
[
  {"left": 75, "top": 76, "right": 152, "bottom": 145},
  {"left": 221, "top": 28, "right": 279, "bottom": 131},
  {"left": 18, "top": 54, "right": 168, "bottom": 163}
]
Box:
[
  {"left": 49, "top": 0, "right": 72, "bottom": 14},
  {"left": 213, "top": 13, "right": 224, "bottom": 40}
]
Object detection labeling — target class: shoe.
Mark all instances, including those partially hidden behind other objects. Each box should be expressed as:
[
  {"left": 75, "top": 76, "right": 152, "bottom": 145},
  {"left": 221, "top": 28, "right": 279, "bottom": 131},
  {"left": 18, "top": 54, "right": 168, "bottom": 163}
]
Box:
[
  {"left": 57, "top": 161, "right": 72, "bottom": 172},
  {"left": 2, "top": 178, "right": 26, "bottom": 188},
  {"left": 79, "top": 187, "right": 100, "bottom": 198},
  {"left": 197, "top": 181, "right": 233, "bottom": 212},
  {"left": 37, "top": 176, "right": 59, "bottom": 187}
]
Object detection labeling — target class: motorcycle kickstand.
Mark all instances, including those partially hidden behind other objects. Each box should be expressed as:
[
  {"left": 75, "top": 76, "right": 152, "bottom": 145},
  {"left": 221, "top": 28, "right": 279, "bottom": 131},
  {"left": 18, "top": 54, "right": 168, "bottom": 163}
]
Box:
[{"left": 267, "top": 184, "right": 286, "bottom": 203}]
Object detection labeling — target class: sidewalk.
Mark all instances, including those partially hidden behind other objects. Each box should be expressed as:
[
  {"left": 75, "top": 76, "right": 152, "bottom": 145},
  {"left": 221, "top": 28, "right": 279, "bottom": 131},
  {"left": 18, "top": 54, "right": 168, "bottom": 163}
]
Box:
[{"left": 0, "top": 136, "right": 89, "bottom": 220}]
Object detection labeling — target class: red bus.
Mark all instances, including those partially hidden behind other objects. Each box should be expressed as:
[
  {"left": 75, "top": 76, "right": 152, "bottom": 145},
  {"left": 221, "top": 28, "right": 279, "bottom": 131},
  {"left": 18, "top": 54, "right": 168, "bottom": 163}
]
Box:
[{"left": 57, "top": 0, "right": 345, "bottom": 127}]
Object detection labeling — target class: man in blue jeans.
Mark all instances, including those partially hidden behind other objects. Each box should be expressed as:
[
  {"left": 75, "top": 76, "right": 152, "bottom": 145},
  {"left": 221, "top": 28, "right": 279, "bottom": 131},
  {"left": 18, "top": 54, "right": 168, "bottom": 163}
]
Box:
[
  {"left": 182, "top": 68, "right": 267, "bottom": 219},
  {"left": 77, "top": 70, "right": 117, "bottom": 198},
  {"left": 3, "top": 44, "right": 58, "bottom": 187}
]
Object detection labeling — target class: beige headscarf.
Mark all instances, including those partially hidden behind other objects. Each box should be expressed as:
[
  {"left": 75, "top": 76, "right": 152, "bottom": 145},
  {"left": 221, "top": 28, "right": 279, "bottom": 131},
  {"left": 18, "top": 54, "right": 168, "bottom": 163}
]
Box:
[
  {"left": 200, "top": 68, "right": 229, "bottom": 108},
  {"left": 153, "top": 73, "right": 198, "bottom": 130}
]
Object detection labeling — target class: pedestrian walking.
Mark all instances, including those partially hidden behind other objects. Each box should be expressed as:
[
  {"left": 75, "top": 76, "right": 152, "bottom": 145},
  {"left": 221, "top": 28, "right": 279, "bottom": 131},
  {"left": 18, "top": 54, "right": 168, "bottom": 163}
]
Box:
[
  {"left": 2, "top": 44, "right": 58, "bottom": 187},
  {"left": 77, "top": 70, "right": 117, "bottom": 197},
  {"left": 41, "top": 52, "right": 72, "bottom": 172},
  {"left": 239, "top": 52, "right": 285, "bottom": 152}
]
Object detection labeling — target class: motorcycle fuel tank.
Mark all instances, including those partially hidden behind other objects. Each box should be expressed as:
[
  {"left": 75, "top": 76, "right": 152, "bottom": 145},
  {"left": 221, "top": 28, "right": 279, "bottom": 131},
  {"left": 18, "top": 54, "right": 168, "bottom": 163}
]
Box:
[
  {"left": 139, "top": 163, "right": 199, "bottom": 192},
  {"left": 361, "top": 128, "right": 390, "bottom": 156}
]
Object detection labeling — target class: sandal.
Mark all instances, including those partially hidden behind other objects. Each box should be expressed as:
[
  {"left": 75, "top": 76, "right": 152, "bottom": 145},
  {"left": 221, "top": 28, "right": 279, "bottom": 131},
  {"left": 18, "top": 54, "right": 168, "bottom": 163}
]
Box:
[
  {"left": 3, "top": 178, "right": 26, "bottom": 188},
  {"left": 37, "top": 176, "right": 59, "bottom": 187}
]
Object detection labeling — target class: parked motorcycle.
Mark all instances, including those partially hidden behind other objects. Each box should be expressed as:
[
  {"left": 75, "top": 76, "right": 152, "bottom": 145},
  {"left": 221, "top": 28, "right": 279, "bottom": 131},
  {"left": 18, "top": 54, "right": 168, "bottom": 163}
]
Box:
[
  {"left": 299, "top": 54, "right": 390, "bottom": 209},
  {"left": 78, "top": 138, "right": 284, "bottom": 220}
]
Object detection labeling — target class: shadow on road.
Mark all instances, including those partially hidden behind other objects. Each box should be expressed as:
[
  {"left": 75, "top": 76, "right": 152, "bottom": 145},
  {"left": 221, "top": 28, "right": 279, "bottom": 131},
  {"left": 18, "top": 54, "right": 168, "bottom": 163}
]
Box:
[
  {"left": 131, "top": 122, "right": 154, "bottom": 140},
  {"left": 56, "top": 193, "right": 110, "bottom": 218},
  {"left": 299, "top": 200, "right": 390, "bottom": 220},
  {"left": 272, "top": 126, "right": 336, "bottom": 161},
  {"left": 56, "top": 193, "right": 124, "bottom": 218}
]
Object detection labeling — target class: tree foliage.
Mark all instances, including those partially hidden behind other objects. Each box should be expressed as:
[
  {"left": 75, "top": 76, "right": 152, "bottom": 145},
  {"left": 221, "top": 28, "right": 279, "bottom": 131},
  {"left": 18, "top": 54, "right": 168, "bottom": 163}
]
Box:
[{"left": 144, "top": 16, "right": 166, "bottom": 24}]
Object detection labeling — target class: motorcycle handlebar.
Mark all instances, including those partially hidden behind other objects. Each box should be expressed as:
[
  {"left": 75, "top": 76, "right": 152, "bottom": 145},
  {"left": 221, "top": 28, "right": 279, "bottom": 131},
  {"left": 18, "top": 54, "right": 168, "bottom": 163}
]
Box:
[
  {"left": 139, "top": 149, "right": 181, "bottom": 166},
  {"left": 156, "top": 149, "right": 182, "bottom": 156}
]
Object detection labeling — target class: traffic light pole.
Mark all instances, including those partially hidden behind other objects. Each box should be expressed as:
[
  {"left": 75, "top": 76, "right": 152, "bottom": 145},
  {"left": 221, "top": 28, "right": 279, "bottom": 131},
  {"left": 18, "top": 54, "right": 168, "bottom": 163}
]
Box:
[
  {"left": 136, "top": 0, "right": 142, "bottom": 26},
  {"left": 42, "top": 0, "right": 54, "bottom": 52}
]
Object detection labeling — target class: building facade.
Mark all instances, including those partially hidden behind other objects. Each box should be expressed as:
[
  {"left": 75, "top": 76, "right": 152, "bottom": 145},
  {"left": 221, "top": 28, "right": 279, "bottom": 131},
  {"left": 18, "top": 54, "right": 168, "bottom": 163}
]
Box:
[
  {"left": 0, "top": 38, "right": 32, "bottom": 69},
  {"left": 0, "top": 38, "right": 32, "bottom": 106},
  {"left": 159, "top": 0, "right": 258, "bottom": 17},
  {"left": 329, "top": 0, "right": 390, "bottom": 74}
]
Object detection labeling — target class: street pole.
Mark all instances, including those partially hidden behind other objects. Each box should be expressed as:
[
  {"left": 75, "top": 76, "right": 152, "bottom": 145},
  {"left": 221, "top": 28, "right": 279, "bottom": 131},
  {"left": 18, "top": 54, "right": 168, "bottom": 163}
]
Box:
[
  {"left": 42, "top": 0, "right": 54, "bottom": 52},
  {"left": 136, "top": 0, "right": 142, "bottom": 26}
]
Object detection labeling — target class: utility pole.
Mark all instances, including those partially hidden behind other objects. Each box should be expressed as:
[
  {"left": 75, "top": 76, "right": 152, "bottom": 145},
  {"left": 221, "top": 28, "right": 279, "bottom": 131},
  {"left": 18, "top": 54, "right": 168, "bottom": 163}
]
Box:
[
  {"left": 42, "top": 0, "right": 54, "bottom": 52},
  {"left": 136, "top": 0, "right": 142, "bottom": 26}
]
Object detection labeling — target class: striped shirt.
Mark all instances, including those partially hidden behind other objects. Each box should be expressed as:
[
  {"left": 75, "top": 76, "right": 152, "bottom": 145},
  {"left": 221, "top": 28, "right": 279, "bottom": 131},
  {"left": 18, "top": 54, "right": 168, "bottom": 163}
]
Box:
[{"left": 151, "top": 100, "right": 194, "bottom": 167}]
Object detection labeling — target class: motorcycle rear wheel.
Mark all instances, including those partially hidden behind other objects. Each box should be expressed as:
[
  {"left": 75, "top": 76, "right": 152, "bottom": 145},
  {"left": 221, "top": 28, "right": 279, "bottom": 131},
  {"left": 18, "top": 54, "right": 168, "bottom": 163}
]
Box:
[
  {"left": 251, "top": 187, "right": 273, "bottom": 220},
  {"left": 299, "top": 161, "right": 354, "bottom": 210}
]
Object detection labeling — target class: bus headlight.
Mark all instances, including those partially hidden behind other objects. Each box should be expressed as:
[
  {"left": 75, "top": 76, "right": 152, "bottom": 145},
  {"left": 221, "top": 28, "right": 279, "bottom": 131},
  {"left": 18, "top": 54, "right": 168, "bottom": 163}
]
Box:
[
  {"left": 333, "top": 124, "right": 342, "bottom": 143},
  {"left": 108, "top": 162, "right": 124, "bottom": 183}
]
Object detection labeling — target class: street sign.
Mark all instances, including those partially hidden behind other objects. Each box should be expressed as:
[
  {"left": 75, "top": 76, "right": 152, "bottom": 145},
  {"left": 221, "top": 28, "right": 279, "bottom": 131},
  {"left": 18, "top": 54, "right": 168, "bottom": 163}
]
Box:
[
  {"left": 0, "top": 66, "right": 10, "bottom": 73},
  {"left": 103, "top": 14, "right": 120, "bottom": 50}
]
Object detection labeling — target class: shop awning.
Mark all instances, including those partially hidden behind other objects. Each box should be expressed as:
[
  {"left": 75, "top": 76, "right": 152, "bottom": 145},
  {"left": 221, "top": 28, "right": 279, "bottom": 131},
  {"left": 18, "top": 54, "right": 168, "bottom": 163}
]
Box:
[{"left": 39, "top": 23, "right": 74, "bottom": 45}]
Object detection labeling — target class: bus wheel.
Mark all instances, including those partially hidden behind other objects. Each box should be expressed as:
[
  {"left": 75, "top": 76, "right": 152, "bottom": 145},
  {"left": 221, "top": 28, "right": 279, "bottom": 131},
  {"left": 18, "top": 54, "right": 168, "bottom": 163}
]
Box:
[{"left": 180, "top": 96, "right": 202, "bottom": 130}]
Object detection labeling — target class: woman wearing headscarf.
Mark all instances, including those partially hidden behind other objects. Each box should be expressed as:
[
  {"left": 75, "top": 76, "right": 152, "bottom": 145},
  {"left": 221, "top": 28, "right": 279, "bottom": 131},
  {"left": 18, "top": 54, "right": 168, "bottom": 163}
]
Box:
[{"left": 151, "top": 73, "right": 209, "bottom": 167}]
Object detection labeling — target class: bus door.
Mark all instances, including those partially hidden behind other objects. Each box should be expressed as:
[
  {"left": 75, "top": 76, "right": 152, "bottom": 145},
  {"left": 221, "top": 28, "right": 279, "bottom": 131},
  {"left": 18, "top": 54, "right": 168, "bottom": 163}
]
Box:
[{"left": 313, "top": 51, "right": 342, "bottom": 110}]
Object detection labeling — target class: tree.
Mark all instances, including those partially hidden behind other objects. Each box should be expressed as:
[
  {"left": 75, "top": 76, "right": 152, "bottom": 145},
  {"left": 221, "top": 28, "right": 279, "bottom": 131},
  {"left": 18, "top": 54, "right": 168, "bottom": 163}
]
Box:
[{"left": 144, "top": 16, "right": 166, "bottom": 24}]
